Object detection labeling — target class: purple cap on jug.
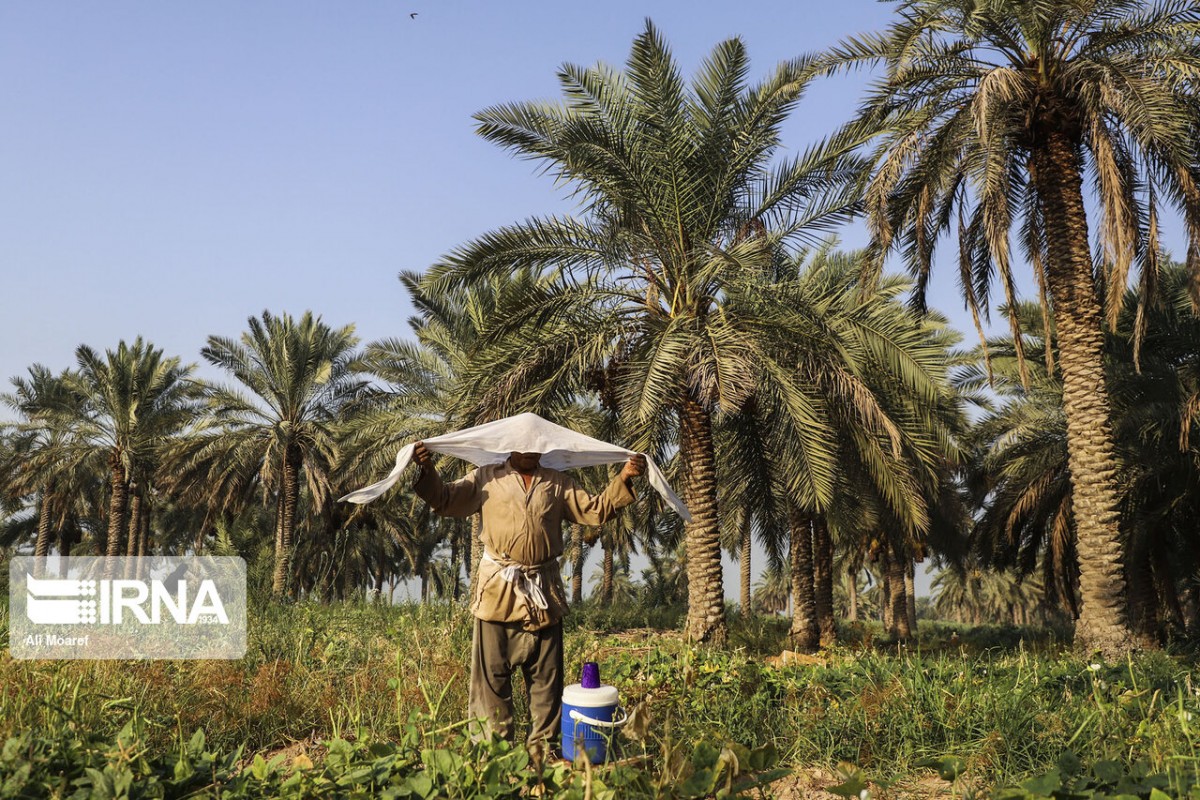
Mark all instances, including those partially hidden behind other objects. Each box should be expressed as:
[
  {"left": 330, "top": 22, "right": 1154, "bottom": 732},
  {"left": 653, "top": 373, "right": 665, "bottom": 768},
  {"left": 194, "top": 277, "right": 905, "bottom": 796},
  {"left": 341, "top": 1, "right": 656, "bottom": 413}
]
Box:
[{"left": 581, "top": 661, "right": 600, "bottom": 689}]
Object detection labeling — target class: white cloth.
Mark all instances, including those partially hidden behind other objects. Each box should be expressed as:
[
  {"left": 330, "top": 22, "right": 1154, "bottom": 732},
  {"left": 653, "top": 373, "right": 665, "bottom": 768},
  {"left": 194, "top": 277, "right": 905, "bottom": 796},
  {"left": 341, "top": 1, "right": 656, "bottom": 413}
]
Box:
[
  {"left": 339, "top": 412, "right": 691, "bottom": 521},
  {"left": 481, "top": 550, "right": 550, "bottom": 611}
]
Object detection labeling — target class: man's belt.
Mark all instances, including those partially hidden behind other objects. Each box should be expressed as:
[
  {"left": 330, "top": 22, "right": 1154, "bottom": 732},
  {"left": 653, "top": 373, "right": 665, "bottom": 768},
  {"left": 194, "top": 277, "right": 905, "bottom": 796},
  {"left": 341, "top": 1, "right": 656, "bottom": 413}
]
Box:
[{"left": 481, "top": 550, "right": 553, "bottom": 617}]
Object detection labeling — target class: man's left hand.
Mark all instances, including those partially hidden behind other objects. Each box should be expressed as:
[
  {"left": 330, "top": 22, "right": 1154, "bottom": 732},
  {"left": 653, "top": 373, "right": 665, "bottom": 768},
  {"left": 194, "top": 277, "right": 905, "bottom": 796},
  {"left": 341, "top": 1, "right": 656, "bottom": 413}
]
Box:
[{"left": 620, "top": 453, "right": 647, "bottom": 482}]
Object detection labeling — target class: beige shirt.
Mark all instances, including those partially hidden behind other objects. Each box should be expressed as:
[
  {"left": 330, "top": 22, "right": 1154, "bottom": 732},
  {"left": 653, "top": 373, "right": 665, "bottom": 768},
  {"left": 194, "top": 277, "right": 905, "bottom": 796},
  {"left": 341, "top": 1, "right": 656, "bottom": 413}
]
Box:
[{"left": 414, "top": 460, "right": 635, "bottom": 628}]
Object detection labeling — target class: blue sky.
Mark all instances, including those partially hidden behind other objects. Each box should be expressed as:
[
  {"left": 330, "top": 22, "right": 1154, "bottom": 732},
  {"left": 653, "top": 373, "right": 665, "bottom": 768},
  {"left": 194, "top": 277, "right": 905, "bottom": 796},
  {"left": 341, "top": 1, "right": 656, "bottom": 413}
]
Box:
[
  {"left": 3, "top": 1, "right": 1189, "bottom": 382},
  {"left": 0, "top": 0, "right": 901, "bottom": 387},
  {"left": 2, "top": 1, "right": 1189, "bottom": 598}
]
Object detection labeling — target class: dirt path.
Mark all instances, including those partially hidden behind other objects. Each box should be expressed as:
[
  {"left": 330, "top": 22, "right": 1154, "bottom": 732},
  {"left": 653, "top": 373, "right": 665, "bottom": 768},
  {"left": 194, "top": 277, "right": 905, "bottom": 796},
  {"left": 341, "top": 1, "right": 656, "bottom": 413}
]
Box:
[{"left": 770, "top": 767, "right": 959, "bottom": 800}]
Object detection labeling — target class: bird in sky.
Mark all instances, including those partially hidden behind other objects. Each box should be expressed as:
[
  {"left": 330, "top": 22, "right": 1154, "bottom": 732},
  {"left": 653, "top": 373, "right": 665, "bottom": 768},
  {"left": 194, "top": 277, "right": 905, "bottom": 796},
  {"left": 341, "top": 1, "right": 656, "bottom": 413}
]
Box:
[{"left": 410, "top": 12, "right": 418, "bottom": 19}]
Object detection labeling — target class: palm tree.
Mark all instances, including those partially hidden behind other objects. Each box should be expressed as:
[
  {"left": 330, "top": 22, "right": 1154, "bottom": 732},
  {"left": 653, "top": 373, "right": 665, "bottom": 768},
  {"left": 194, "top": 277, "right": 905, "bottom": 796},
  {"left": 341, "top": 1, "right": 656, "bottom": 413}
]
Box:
[
  {"left": 67, "top": 339, "right": 200, "bottom": 559},
  {"left": 422, "top": 23, "right": 861, "bottom": 644},
  {"left": 200, "top": 311, "right": 365, "bottom": 598},
  {"left": 565, "top": 523, "right": 592, "bottom": 605},
  {"left": 1, "top": 366, "right": 95, "bottom": 561},
  {"left": 819, "top": 0, "right": 1200, "bottom": 656},
  {"left": 835, "top": 561, "right": 880, "bottom": 622},
  {"left": 964, "top": 265, "right": 1200, "bottom": 636},
  {"left": 957, "top": 308, "right": 1080, "bottom": 617},
  {"left": 753, "top": 565, "right": 791, "bottom": 615},
  {"left": 933, "top": 565, "right": 1046, "bottom": 625},
  {"left": 1112, "top": 266, "right": 1200, "bottom": 637},
  {"left": 713, "top": 389, "right": 789, "bottom": 618},
  {"left": 717, "top": 501, "right": 758, "bottom": 614},
  {"left": 589, "top": 562, "right": 639, "bottom": 606},
  {"left": 812, "top": 516, "right": 837, "bottom": 644},
  {"left": 747, "top": 249, "right": 961, "bottom": 647},
  {"left": 932, "top": 567, "right": 988, "bottom": 624},
  {"left": 641, "top": 538, "right": 688, "bottom": 607}
]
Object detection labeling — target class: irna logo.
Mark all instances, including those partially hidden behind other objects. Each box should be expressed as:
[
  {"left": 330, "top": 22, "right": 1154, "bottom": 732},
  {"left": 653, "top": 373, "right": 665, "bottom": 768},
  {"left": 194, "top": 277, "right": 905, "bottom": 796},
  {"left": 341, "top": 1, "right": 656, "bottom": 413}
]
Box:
[
  {"left": 25, "top": 574, "right": 229, "bottom": 626},
  {"left": 9, "top": 556, "right": 247, "bottom": 660}
]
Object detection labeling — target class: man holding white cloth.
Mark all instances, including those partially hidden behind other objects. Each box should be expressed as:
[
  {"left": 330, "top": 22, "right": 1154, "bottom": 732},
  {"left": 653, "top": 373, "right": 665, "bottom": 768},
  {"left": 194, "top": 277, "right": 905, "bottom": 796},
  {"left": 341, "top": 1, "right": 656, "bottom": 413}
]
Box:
[{"left": 410, "top": 440, "right": 645, "bottom": 755}]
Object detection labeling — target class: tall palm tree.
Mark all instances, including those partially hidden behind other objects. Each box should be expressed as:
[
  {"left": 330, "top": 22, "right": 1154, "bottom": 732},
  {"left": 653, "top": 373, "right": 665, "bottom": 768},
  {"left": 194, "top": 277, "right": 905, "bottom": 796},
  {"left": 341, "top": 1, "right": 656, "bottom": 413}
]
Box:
[
  {"left": 819, "top": 0, "right": 1200, "bottom": 656},
  {"left": 789, "top": 510, "right": 820, "bottom": 647},
  {"left": 835, "top": 560, "right": 880, "bottom": 622},
  {"left": 641, "top": 538, "right": 689, "bottom": 608},
  {"left": 565, "top": 523, "right": 592, "bottom": 605},
  {"left": 957, "top": 307, "right": 1081, "bottom": 617},
  {"left": 753, "top": 565, "right": 791, "bottom": 615},
  {"left": 589, "top": 562, "right": 639, "bottom": 606},
  {"left": 200, "top": 311, "right": 365, "bottom": 598},
  {"left": 67, "top": 339, "right": 200, "bottom": 559},
  {"left": 742, "top": 249, "right": 961, "bottom": 648},
  {"left": 933, "top": 565, "right": 1047, "bottom": 625},
  {"left": 964, "top": 265, "right": 1200, "bottom": 636},
  {"left": 718, "top": 500, "right": 758, "bottom": 614},
  {"left": 1, "top": 366, "right": 96, "bottom": 561},
  {"left": 808, "top": 257, "right": 964, "bottom": 645},
  {"left": 812, "top": 516, "right": 837, "bottom": 645},
  {"left": 1111, "top": 266, "right": 1200, "bottom": 637},
  {"left": 422, "top": 23, "right": 861, "bottom": 644}
]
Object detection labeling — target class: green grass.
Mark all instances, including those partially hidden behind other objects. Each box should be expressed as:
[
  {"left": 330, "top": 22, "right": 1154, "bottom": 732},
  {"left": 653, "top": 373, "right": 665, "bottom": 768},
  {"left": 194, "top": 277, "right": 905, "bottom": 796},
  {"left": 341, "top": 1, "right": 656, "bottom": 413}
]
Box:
[{"left": 1, "top": 599, "right": 1198, "bottom": 797}]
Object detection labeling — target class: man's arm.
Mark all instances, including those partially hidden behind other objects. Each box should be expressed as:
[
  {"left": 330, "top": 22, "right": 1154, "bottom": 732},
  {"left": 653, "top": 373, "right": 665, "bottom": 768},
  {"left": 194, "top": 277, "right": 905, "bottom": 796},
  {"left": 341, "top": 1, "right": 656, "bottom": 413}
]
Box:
[
  {"left": 565, "top": 454, "right": 646, "bottom": 533},
  {"left": 411, "top": 441, "right": 483, "bottom": 518}
]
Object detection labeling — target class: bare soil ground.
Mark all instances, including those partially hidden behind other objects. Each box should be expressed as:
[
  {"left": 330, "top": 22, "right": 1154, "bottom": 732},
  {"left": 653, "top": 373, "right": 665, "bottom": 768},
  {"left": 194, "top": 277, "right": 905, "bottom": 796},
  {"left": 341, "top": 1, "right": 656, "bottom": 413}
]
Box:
[{"left": 769, "top": 767, "right": 959, "bottom": 800}]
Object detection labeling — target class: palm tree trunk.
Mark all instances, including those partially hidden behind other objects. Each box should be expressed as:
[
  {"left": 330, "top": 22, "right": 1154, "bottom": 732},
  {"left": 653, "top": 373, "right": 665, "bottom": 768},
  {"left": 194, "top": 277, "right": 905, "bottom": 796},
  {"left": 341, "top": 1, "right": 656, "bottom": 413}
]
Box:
[
  {"left": 461, "top": 520, "right": 472, "bottom": 598},
  {"left": 135, "top": 497, "right": 150, "bottom": 579},
  {"left": 1151, "top": 543, "right": 1185, "bottom": 633},
  {"left": 740, "top": 509, "right": 752, "bottom": 614},
  {"left": 880, "top": 555, "right": 893, "bottom": 630},
  {"left": 601, "top": 536, "right": 614, "bottom": 604},
  {"left": 124, "top": 485, "right": 142, "bottom": 579},
  {"left": 847, "top": 567, "right": 858, "bottom": 622},
  {"left": 193, "top": 509, "right": 211, "bottom": 554},
  {"left": 905, "top": 558, "right": 917, "bottom": 633},
  {"left": 1186, "top": 584, "right": 1200, "bottom": 639},
  {"left": 450, "top": 523, "right": 461, "bottom": 602},
  {"left": 886, "top": 545, "right": 911, "bottom": 641},
  {"left": 1032, "top": 131, "right": 1135, "bottom": 658},
  {"left": 272, "top": 444, "right": 301, "bottom": 598},
  {"left": 34, "top": 482, "right": 54, "bottom": 561},
  {"left": 788, "top": 508, "right": 818, "bottom": 651},
  {"left": 272, "top": 495, "right": 283, "bottom": 565},
  {"left": 571, "top": 525, "right": 585, "bottom": 605},
  {"left": 105, "top": 451, "right": 129, "bottom": 559},
  {"left": 680, "top": 398, "right": 727, "bottom": 645},
  {"left": 1127, "top": 545, "right": 1159, "bottom": 639},
  {"left": 814, "top": 518, "right": 835, "bottom": 646},
  {"left": 138, "top": 498, "right": 150, "bottom": 557}
]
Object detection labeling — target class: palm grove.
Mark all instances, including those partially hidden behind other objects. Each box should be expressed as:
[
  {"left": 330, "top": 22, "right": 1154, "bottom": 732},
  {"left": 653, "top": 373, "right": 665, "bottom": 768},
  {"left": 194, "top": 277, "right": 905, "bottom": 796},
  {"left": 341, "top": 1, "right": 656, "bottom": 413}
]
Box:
[{"left": 3, "top": 2, "right": 1200, "bottom": 660}]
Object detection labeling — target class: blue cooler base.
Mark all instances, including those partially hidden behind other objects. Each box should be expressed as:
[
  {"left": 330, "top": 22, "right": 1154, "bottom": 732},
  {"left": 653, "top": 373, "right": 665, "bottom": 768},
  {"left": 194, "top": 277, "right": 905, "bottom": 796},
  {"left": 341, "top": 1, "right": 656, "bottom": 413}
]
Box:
[{"left": 561, "top": 702, "right": 615, "bottom": 763}]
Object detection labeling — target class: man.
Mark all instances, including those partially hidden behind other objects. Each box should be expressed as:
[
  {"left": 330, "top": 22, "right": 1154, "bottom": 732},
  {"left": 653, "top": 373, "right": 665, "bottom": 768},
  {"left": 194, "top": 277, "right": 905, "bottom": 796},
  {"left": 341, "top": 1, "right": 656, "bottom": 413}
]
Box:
[{"left": 411, "top": 440, "right": 645, "bottom": 756}]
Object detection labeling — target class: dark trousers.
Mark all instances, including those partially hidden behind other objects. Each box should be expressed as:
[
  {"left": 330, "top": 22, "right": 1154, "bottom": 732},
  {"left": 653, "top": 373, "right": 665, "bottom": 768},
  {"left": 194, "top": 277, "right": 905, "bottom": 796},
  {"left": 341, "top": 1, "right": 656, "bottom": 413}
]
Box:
[{"left": 470, "top": 618, "right": 563, "bottom": 749}]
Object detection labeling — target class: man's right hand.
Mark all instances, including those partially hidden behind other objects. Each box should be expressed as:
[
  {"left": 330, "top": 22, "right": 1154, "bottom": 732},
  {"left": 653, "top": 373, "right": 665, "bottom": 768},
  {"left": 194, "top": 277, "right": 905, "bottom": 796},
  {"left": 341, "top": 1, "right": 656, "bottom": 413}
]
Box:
[{"left": 413, "top": 441, "right": 433, "bottom": 472}]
